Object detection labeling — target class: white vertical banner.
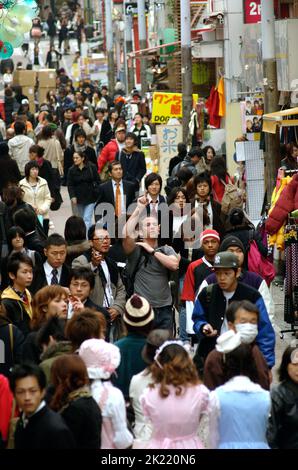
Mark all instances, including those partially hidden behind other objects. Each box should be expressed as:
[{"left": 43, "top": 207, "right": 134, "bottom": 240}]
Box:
[{"left": 156, "top": 124, "right": 183, "bottom": 189}]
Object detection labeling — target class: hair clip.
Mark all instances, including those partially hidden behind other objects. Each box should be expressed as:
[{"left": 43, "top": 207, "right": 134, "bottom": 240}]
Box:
[{"left": 153, "top": 340, "right": 189, "bottom": 368}]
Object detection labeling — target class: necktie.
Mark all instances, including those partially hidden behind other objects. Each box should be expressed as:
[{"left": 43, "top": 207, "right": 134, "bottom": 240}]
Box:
[
  {"left": 115, "top": 182, "right": 121, "bottom": 218},
  {"left": 151, "top": 202, "right": 158, "bottom": 218},
  {"left": 51, "top": 268, "right": 59, "bottom": 285}
]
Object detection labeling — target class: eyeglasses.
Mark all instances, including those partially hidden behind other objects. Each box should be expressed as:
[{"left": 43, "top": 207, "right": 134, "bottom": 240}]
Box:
[{"left": 92, "top": 236, "right": 110, "bottom": 242}]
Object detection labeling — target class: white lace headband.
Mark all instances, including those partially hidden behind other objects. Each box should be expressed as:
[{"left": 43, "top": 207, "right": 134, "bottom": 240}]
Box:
[{"left": 153, "top": 340, "right": 189, "bottom": 369}]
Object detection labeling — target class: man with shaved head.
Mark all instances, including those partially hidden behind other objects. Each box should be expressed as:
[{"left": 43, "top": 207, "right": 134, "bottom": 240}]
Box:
[{"left": 123, "top": 195, "right": 180, "bottom": 331}]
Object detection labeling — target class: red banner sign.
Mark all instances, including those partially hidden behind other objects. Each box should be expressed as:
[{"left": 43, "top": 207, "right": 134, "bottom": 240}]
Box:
[{"left": 243, "top": 0, "right": 261, "bottom": 24}]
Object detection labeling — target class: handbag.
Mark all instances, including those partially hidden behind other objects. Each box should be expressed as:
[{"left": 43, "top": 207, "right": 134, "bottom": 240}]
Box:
[
  {"left": 31, "top": 27, "right": 42, "bottom": 38},
  {"left": 247, "top": 239, "right": 275, "bottom": 286},
  {"left": 50, "top": 186, "right": 63, "bottom": 211},
  {"left": 88, "top": 165, "right": 101, "bottom": 201},
  {"left": 50, "top": 148, "right": 63, "bottom": 211},
  {"left": 57, "top": 160, "right": 64, "bottom": 177},
  {"left": 54, "top": 139, "right": 64, "bottom": 177},
  {"left": 121, "top": 249, "right": 144, "bottom": 299}
]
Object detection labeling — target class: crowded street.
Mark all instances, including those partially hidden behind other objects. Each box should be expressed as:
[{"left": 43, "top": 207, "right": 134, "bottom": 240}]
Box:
[{"left": 0, "top": 0, "right": 298, "bottom": 458}]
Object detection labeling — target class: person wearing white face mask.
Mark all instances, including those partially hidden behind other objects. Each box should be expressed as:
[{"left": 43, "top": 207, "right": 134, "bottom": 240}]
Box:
[
  {"left": 235, "top": 321, "right": 258, "bottom": 344},
  {"left": 203, "top": 300, "right": 271, "bottom": 390}
]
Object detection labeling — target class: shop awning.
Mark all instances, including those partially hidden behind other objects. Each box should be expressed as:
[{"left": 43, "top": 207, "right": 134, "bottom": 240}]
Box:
[
  {"left": 127, "top": 41, "right": 180, "bottom": 58},
  {"left": 263, "top": 107, "right": 298, "bottom": 133},
  {"left": 127, "top": 26, "right": 215, "bottom": 58}
]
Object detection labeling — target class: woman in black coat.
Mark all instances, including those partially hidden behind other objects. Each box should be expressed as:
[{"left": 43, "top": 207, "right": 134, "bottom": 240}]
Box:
[
  {"left": 45, "top": 46, "right": 62, "bottom": 69},
  {"left": 267, "top": 346, "right": 298, "bottom": 449},
  {"left": 190, "top": 171, "right": 225, "bottom": 239},
  {"left": 100, "top": 109, "right": 118, "bottom": 146},
  {"left": 2, "top": 185, "right": 32, "bottom": 232},
  {"left": 4, "top": 88, "right": 19, "bottom": 126},
  {"left": 116, "top": 132, "right": 146, "bottom": 191},
  {"left": 64, "top": 128, "right": 97, "bottom": 183},
  {"left": 50, "top": 355, "right": 102, "bottom": 449},
  {"left": 0, "top": 143, "right": 21, "bottom": 195},
  {"left": 47, "top": 12, "right": 57, "bottom": 47},
  {"left": 67, "top": 151, "right": 100, "bottom": 231},
  {"left": 64, "top": 215, "right": 90, "bottom": 266}
]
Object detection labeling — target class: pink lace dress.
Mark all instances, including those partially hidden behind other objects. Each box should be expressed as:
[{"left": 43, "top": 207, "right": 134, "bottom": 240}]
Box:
[
  {"left": 140, "top": 383, "right": 209, "bottom": 449},
  {"left": 91, "top": 380, "right": 133, "bottom": 449}
]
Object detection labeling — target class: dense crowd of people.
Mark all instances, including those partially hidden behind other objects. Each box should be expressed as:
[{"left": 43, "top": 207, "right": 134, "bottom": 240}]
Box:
[{"left": 0, "top": 55, "right": 297, "bottom": 451}]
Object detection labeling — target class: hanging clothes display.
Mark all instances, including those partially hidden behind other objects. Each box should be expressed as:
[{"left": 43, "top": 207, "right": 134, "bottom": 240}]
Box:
[
  {"left": 205, "top": 86, "right": 221, "bottom": 128},
  {"left": 217, "top": 77, "right": 226, "bottom": 118},
  {"left": 267, "top": 175, "right": 292, "bottom": 251},
  {"left": 284, "top": 221, "right": 298, "bottom": 325},
  {"left": 266, "top": 173, "right": 298, "bottom": 235}
]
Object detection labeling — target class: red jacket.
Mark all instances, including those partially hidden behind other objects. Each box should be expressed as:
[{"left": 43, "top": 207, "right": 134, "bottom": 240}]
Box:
[
  {"left": 266, "top": 174, "right": 298, "bottom": 234},
  {"left": 211, "top": 175, "right": 230, "bottom": 203},
  {"left": 97, "top": 139, "right": 120, "bottom": 174},
  {"left": 0, "top": 374, "right": 14, "bottom": 442},
  {"left": 181, "top": 258, "right": 205, "bottom": 301}
]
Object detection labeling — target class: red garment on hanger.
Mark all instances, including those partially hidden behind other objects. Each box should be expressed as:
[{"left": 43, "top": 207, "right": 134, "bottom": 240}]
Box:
[{"left": 206, "top": 86, "right": 221, "bottom": 128}]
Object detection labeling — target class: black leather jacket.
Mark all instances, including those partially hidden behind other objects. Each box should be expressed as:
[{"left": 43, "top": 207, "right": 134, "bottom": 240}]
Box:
[{"left": 267, "top": 380, "right": 298, "bottom": 449}]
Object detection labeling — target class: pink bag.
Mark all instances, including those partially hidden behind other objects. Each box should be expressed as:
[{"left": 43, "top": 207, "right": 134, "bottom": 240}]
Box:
[
  {"left": 31, "top": 27, "right": 42, "bottom": 38},
  {"left": 247, "top": 240, "right": 275, "bottom": 286}
]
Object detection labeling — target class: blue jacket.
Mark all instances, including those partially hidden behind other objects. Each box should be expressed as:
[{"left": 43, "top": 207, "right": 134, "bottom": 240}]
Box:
[{"left": 192, "top": 282, "right": 275, "bottom": 368}]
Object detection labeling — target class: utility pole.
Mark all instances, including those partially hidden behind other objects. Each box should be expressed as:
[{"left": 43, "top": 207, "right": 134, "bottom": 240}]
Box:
[
  {"left": 261, "top": 0, "right": 279, "bottom": 200},
  {"left": 105, "top": 0, "right": 115, "bottom": 92},
  {"left": 137, "top": 0, "right": 147, "bottom": 95},
  {"left": 180, "top": 0, "right": 192, "bottom": 142},
  {"left": 124, "top": 7, "right": 135, "bottom": 93}
]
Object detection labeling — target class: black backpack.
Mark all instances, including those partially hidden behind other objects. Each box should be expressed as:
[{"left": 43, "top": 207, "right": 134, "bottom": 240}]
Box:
[{"left": 121, "top": 249, "right": 144, "bottom": 299}]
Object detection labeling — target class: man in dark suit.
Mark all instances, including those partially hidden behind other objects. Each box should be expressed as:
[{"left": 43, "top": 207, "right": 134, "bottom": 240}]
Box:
[
  {"left": 68, "top": 266, "right": 111, "bottom": 339},
  {"left": 30, "top": 233, "right": 71, "bottom": 295},
  {"left": 10, "top": 363, "right": 75, "bottom": 449},
  {"left": 94, "top": 161, "right": 135, "bottom": 222}
]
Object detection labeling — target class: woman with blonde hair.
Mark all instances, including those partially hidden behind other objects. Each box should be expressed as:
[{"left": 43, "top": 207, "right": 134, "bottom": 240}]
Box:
[
  {"left": 140, "top": 341, "right": 209, "bottom": 449},
  {"left": 22, "top": 285, "right": 69, "bottom": 364}
]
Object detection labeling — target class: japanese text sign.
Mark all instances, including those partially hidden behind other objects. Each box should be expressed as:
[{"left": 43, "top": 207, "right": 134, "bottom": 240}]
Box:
[
  {"left": 156, "top": 124, "right": 182, "bottom": 183},
  {"left": 152, "top": 92, "right": 183, "bottom": 123}
]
